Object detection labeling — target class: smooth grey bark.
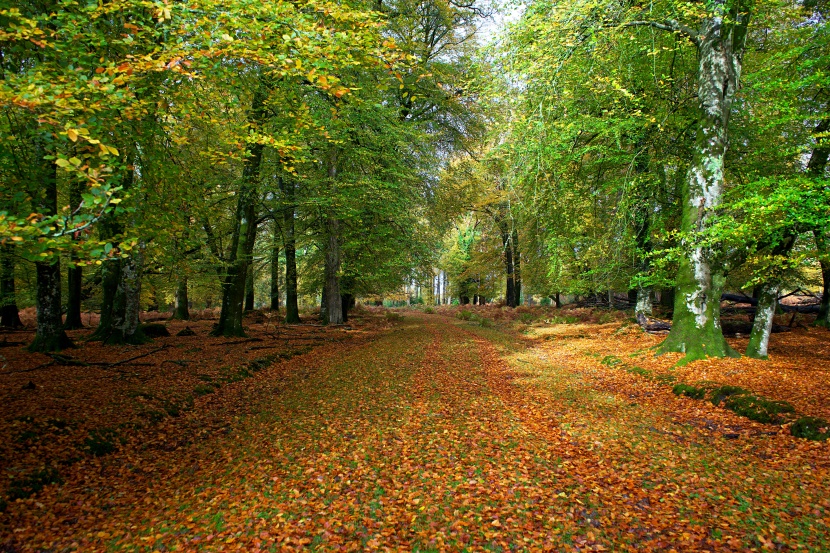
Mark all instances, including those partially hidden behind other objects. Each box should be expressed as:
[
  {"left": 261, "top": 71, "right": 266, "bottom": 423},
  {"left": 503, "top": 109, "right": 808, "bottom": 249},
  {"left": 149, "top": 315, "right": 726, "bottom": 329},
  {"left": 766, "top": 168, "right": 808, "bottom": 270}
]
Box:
[
  {"left": 109, "top": 246, "right": 145, "bottom": 344},
  {"left": 280, "top": 177, "right": 300, "bottom": 324},
  {"left": 212, "top": 88, "right": 265, "bottom": 337},
  {"left": 173, "top": 278, "right": 190, "bottom": 320},
  {"left": 29, "top": 150, "right": 72, "bottom": 352},
  {"left": 0, "top": 245, "right": 22, "bottom": 328},
  {"left": 746, "top": 237, "right": 795, "bottom": 358},
  {"left": 658, "top": 2, "right": 749, "bottom": 363}
]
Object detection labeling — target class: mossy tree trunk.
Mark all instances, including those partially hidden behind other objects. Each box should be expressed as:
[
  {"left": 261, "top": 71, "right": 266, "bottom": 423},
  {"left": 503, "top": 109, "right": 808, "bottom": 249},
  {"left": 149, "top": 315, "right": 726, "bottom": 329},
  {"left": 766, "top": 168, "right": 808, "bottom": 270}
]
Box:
[
  {"left": 212, "top": 88, "right": 265, "bottom": 337},
  {"left": 657, "top": 3, "right": 749, "bottom": 364},
  {"left": 0, "top": 245, "right": 22, "bottom": 328},
  {"left": 107, "top": 247, "right": 146, "bottom": 345}
]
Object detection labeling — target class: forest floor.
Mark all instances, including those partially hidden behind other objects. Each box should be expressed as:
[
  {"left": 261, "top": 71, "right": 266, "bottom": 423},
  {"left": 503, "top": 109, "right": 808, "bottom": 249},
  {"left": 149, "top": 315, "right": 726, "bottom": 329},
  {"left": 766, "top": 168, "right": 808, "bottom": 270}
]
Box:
[{"left": 1, "top": 306, "right": 829, "bottom": 552}]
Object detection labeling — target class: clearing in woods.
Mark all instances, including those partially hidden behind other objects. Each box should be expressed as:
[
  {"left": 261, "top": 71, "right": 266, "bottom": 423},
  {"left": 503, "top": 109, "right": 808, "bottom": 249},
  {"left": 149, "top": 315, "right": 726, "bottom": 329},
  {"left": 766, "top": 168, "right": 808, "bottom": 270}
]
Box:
[{"left": 1, "top": 310, "right": 829, "bottom": 551}]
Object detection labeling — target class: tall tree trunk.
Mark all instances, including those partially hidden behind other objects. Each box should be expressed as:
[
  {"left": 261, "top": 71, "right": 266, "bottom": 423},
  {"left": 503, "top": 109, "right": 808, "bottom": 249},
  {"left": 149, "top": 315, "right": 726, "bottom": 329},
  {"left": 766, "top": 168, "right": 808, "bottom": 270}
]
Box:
[
  {"left": 806, "top": 119, "right": 830, "bottom": 328},
  {"left": 270, "top": 222, "right": 280, "bottom": 312},
  {"left": 658, "top": 4, "right": 749, "bottom": 364},
  {"left": 324, "top": 216, "right": 343, "bottom": 325},
  {"left": 212, "top": 88, "right": 265, "bottom": 337},
  {"left": 173, "top": 278, "right": 190, "bottom": 320},
  {"left": 245, "top": 264, "right": 255, "bottom": 311},
  {"left": 746, "top": 237, "right": 795, "bottom": 358},
  {"left": 108, "top": 247, "right": 146, "bottom": 344},
  {"left": 0, "top": 245, "right": 22, "bottom": 328},
  {"left": 90, "top": 162, "right": 132, "bottom": 342},
  {"left": 323, "top": 150, "right": 343, "bottom": 325},
  {"left": 64, "top": 178, "right": 84, "bottom": 329},
  {"left": 499, "top": 218, "right": 516, "bottom": 308},
  {"left": 29, "top": 151, "right": 72, "bottom": 352},
  {"left": 815, "top": 231, "right": 830, "bottom": 328},
  {"left": 512, "top": 228, "right": 522, "bottom": 306},
  {"left": 280, "top": 177, "right": 300, "bottom": 324}
]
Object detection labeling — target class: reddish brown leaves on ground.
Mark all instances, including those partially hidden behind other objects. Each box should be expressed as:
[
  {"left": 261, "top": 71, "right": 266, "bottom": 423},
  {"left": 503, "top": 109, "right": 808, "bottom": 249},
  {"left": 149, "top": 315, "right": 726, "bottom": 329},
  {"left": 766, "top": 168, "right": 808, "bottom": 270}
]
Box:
[{"left": 1, "top": 307, "right": 828, "bottom": 551}]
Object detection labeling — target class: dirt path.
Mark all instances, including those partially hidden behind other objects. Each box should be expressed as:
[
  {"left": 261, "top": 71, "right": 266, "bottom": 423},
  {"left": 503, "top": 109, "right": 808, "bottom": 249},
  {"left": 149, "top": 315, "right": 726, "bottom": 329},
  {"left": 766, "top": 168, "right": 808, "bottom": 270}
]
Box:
[{"left": 2, "top": 314, "right": 829, "bottom": 552}]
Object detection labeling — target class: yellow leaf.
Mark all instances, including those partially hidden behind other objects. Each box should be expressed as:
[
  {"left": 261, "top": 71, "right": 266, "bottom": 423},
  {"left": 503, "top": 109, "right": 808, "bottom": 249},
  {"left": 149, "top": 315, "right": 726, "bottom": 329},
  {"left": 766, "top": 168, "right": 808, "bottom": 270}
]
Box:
[{"left": 67, "top": 129, "right": 78, "bottom": 142}]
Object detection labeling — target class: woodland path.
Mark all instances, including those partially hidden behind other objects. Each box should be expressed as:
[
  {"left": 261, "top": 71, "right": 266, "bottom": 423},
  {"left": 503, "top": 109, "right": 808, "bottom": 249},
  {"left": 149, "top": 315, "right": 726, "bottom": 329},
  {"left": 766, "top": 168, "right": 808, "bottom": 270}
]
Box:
[{"left": 3, "top": 313, "right": 829, "bottom": 552}]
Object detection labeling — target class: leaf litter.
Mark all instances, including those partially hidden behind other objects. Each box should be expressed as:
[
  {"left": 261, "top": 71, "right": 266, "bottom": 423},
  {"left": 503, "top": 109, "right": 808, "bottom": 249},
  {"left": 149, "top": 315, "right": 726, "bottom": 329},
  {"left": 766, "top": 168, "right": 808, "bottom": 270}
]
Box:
[{"left": 0, "top": 307, "right": 828, "bottom": 551}]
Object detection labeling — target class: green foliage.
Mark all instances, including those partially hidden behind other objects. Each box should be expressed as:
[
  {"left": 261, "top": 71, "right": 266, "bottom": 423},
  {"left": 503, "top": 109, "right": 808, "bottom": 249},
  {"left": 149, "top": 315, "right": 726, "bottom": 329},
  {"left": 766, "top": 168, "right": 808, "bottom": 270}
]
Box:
[{"left": 456, "top": 310, "right": 473, "bottom": 321}]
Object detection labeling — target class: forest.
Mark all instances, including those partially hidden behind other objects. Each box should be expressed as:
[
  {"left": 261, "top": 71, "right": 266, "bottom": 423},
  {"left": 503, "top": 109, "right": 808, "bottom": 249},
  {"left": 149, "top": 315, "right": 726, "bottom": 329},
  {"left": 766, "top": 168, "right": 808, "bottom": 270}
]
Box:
[{"left": 2, "top": 0, "right": 830, "bottom": 551}]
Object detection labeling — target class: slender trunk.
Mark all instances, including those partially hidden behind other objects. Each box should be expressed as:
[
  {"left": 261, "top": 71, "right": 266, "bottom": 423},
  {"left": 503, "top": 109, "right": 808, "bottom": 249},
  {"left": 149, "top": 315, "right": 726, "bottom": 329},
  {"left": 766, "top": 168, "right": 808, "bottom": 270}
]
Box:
[
  {"left": 280, "top": 178, "right": 300, "bottom": 323},
  {"left": 499, "top": 219, "right": 516, "bottom": 307},
  {"left": 814, "top": 230, "right": 830, "bottom": 328},
  {"left": 173, "top": 278, "right": 190, "bottom": 320},
  {"left": 658, "top": 5, "right": 749, "bottom": 364},
  {"left": 0, "top": 245, "right": 22, "bottom": 328},
  {"left": 245, "top": 264, "right": 255, "bottom": 311},
  {"left": 746, "top": 283, "right": 779, "bottom": 359},
  {"left": 323, "top": 150, "right": 343, "bottom": 325},
  {"left": 108, "top": 247, "right": 146, "bottom": 344},
  {"left": 512, "top": 228, "right": 521, "bottom": 306},
  {"left": 807, "top": 119, "right": 830, "bottom": 327},
  {"left": 212, "top": 88, "right": 265, "bottom": 336},
  {"left": 270, "top": 223, "right": 280, "bottom": 311},
  {"left": 324, "top": 216, "right": 343, "bottom": 325},
  {"left": 29, "top": 154, "right": 72, "bottom": 352},
  {"left": 64, "top": 178, "right": 84, "bottom": 329}
]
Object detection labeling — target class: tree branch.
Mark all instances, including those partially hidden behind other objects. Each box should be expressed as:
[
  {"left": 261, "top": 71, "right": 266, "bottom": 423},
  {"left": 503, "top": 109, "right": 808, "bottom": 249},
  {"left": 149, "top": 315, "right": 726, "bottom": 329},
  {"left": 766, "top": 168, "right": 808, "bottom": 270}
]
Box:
[{"left": 619, "top": 20, "right": 700, "bottom": 47}]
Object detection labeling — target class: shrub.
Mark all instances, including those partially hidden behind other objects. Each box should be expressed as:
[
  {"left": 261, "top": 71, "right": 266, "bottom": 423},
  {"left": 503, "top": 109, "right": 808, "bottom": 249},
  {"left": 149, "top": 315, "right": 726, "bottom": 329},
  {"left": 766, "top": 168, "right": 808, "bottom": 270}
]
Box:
[
  {"left": 790, "top": 417, "right": 830, "bottom": 441},
  {"left": 456, "top": 310, "right": 473, "bottom": 321},
  {"left": 479, "top": 317, "right": 493, "bottom": 328},
  {"left": 672, "top": 384, "right": 706, "bottom": 400},
  {"left": 723, "top": 395, "right": 795, "bottom": 424},
  {"left": 423, "top": 307, "right": 435, "bottom": 314}
]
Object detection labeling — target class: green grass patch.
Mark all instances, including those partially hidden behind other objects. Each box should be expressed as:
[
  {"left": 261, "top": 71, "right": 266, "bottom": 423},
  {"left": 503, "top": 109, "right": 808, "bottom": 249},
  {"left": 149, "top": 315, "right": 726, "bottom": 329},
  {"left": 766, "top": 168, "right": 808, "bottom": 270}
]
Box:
[
  {"left": 600, "top": 355, "right": 623, "bottom": 367},
  {"left": 709, "top": 385, "right": 748, "bottom": 406},
  {"left": 7, "top": 467, "right": 63, "bottom": 500},
  {"left": 82, "top": 427, "right": 121, "bottom": 456},
  {"left": 672, "top": 384, "right": 706, "bottom": 400},
  {"left": 790, "top": 416, "right": 830, "bottom": 441},
  {"left": 723, "top": 395, "right": 794, "bottom": 425}
]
